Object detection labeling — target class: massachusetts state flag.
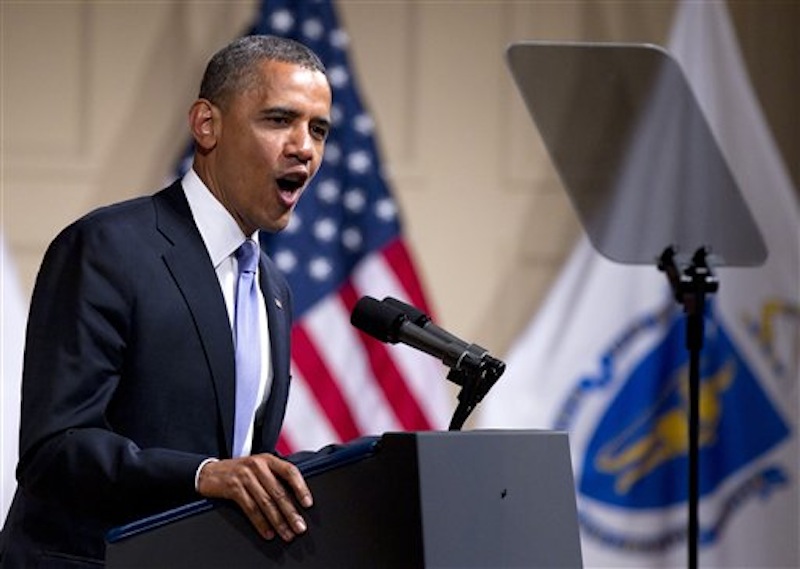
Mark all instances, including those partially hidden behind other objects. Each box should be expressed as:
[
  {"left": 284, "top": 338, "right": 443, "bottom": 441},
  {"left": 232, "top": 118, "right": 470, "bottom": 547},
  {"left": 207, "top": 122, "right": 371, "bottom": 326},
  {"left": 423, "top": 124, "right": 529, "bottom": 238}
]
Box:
[
  {"left": 245, "top": 0, "right": 450, "bottom": 454},
  {"left": 478, "top": 1, "right": 799, "bottom": 568}
]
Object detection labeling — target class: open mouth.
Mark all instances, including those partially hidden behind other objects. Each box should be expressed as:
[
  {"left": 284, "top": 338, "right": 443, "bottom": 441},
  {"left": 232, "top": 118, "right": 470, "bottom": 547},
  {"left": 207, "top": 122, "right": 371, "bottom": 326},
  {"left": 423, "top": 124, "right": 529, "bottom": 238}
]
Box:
[{"left": 276, "top": 174, "right": 307, "bottom": 193}]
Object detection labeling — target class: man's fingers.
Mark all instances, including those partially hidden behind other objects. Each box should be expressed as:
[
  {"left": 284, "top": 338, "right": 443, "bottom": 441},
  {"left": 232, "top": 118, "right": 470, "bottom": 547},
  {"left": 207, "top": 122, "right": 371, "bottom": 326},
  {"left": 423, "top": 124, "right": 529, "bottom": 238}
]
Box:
[
  {"left": 251, "top": 483, "right": 299, "bottom": 540},
  {"left": 240, "top": 495, "right": 276, "bottom": 541},
  {"left": 253, "top": 458, "right": 309, "bottom": 538},
  {"left": 217, "top": 463, "right": 279, "bottom": 541},
  {"left": 267, "top": 458, "right": 314, "bottom": 508},
  {"left": 196, "top": 455, "right": 312, "bottom": 542}
]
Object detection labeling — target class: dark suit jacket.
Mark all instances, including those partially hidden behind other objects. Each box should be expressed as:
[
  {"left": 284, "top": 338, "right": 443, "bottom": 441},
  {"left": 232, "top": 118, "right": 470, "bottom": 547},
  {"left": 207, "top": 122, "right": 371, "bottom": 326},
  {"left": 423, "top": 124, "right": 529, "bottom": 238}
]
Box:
[{"left": 0, "top": 181, "right": 294, "bottom": 567}]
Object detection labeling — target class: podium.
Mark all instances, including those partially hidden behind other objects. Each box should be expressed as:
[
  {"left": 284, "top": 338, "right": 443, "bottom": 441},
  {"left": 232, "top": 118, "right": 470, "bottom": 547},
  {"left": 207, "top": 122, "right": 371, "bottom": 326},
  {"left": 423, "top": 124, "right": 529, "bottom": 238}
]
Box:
[{"left": 106, "top": 430, "right": 582, "bottom": 568}]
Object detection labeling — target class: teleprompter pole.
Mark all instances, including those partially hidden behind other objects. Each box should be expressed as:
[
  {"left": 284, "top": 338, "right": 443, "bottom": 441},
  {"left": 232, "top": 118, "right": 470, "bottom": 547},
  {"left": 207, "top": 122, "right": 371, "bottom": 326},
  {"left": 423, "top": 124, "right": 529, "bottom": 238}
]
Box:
[{"left": 658, "top": 246, "right": 719, "bottom": 569}]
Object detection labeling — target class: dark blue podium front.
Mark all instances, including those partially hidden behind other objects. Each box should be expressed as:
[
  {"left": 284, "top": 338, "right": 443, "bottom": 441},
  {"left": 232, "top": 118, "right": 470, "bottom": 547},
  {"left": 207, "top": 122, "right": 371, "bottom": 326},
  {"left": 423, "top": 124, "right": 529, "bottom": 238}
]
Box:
[{"left": 105, "top": 430, "right": 583, "bottom": 568}]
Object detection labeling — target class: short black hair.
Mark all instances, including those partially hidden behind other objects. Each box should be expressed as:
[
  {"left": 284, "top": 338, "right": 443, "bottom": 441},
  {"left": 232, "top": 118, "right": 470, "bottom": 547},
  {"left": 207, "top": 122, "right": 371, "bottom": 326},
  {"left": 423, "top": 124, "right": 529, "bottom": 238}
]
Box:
[{"left": 198, "top": 35, "right": 327, "bottom": 109}]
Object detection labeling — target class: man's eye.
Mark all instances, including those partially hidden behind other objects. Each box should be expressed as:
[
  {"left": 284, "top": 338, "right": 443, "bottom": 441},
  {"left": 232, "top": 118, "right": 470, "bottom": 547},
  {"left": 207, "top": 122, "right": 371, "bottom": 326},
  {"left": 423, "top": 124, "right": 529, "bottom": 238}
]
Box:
[{"left": 312, "top": 124, "right": 330, "bottom": 141}]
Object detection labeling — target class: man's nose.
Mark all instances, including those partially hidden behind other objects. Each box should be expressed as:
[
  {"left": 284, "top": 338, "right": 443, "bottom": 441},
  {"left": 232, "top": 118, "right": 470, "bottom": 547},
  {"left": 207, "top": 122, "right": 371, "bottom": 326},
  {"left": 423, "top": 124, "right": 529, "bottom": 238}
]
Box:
[{"left": 286, "top": 127, "right": 314, "bottom": 162}]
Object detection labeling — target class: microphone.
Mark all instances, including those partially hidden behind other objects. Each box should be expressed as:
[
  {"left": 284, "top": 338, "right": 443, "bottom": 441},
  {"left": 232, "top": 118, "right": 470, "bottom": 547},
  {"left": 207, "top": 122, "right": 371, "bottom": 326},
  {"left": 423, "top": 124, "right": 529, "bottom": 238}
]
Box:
[
  {"left": 378, "top": 297, "right": 506, "bottom": 399},
  {"left": 381, "top": 297, "right": 489, "bottom": 360},
  {"left": 350, "top": 296, "right": 482, "bottom": 371}
]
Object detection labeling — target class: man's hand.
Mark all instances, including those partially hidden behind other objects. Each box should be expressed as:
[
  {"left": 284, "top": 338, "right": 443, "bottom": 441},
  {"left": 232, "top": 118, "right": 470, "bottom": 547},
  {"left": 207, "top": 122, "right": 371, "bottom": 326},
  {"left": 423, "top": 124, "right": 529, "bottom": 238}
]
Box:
[{"left": 197, "top": 453, "right": 313, "bottom": 542}]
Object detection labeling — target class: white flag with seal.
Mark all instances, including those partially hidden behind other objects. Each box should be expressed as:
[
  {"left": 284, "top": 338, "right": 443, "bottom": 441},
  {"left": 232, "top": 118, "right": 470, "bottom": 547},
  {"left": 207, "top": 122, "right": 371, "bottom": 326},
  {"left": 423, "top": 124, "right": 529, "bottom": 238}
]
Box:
[{"left": 478, "top": 1, "right": 799, "bottom": 567}]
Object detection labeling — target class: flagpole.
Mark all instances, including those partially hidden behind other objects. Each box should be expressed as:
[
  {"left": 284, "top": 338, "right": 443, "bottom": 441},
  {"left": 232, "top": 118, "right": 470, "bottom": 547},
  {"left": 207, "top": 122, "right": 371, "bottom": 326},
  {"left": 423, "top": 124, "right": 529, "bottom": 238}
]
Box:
[{"left": 658, "top": 246, "right": 718, "bottom": 569}]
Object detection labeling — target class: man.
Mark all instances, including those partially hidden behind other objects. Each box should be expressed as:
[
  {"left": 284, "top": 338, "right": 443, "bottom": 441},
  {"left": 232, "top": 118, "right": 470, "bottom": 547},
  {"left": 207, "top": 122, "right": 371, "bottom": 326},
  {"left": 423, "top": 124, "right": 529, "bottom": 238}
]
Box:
[{"left": 0, "top": 35, "right": 332, "bottom": 566}]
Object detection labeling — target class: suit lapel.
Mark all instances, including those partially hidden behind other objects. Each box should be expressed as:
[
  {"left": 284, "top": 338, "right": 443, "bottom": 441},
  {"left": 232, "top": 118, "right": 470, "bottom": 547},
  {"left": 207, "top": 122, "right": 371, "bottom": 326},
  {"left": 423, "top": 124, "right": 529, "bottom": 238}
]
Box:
[
  {"left": 154, "top": 182, "right": 236, "bottom": 458},
  {"left": 257, "top": 256, "right": 292, "bottom": 452}
]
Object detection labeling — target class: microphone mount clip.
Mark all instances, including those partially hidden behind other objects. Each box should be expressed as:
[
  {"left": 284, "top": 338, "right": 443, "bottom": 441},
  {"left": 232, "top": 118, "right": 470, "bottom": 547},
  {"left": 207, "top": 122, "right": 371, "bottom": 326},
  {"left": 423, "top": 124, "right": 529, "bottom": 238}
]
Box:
[{"left": 447, "top": 353, "right": 505, "bottom": 431}]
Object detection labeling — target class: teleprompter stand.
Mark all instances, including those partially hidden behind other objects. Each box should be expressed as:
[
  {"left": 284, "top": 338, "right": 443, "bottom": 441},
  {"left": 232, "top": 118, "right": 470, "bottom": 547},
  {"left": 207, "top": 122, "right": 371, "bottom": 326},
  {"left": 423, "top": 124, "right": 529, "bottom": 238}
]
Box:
[
  {"left": 658, "top": 246, "right": 719, "bottom": 565},
  {"left": 505, "top": 41, "right": 767, "bottom": 569}
]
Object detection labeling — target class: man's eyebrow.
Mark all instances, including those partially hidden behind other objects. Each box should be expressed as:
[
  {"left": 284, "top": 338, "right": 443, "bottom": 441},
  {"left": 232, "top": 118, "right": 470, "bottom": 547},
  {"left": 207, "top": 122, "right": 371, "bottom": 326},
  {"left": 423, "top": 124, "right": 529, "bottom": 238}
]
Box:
[
  {"left": 259, "top": 107, "right": 331, "bottom": 127},
  {"left": 260, "top": 106, "right": 298, "bottom": 117},
  {"left": 312, "top": 116, "right": 332, "bottom": 129}
]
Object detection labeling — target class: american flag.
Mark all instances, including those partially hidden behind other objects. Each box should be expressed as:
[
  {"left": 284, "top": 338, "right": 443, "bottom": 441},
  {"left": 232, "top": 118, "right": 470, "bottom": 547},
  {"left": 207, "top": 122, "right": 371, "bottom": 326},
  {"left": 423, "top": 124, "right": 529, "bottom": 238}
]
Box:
[{"left": 238, "top": 0, "right": 450, "bottom": 454}]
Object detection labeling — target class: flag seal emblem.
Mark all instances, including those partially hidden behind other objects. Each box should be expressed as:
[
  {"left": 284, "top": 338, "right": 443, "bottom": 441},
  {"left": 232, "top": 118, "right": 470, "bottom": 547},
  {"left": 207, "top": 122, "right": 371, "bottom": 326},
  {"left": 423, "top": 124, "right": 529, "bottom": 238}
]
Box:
[{"left": 558, "top": 299, "right": 792, "bottom": 553}]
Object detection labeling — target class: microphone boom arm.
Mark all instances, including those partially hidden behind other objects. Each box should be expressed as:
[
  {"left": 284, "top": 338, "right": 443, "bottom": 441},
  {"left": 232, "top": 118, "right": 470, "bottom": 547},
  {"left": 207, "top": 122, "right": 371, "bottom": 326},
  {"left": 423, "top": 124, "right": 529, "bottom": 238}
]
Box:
[{"left": 448, "top": 353, "right": 506, "bottom": 431}]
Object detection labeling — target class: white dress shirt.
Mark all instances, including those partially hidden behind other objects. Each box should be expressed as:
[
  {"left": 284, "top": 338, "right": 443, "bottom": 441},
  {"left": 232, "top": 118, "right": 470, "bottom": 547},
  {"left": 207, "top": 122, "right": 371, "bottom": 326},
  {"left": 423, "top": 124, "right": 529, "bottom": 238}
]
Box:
[{"left": 182, "top": 169, "right": 273, "bottom": 458}]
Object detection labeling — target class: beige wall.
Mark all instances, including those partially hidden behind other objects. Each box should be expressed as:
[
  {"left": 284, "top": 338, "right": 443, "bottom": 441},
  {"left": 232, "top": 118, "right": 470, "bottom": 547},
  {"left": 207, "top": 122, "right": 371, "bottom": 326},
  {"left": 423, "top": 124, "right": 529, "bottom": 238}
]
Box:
[{"left": 2, "top": 0, "right": 798, "bottom": 357}]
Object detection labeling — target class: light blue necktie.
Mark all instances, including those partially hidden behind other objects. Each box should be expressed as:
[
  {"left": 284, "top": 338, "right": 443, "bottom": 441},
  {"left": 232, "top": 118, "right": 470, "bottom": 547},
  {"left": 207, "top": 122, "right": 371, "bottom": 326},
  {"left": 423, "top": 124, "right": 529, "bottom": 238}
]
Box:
[{"left": 233, "top": 239, "right": 261, "bottom": 457}]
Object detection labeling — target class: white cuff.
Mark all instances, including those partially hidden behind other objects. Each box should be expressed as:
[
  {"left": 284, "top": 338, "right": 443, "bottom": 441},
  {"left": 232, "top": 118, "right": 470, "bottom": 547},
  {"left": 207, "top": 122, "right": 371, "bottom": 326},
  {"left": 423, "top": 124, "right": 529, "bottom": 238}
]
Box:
[{"left": 195, "top": 457, "right": 219, "bottom": 492}]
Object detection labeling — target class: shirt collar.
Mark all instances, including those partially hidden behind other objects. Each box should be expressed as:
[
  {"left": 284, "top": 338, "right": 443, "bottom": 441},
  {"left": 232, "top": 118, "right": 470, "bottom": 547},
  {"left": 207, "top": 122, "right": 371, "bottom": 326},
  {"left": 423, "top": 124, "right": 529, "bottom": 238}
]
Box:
[{"left": 182, "top": 168, "right": 258, "bottom": 267}]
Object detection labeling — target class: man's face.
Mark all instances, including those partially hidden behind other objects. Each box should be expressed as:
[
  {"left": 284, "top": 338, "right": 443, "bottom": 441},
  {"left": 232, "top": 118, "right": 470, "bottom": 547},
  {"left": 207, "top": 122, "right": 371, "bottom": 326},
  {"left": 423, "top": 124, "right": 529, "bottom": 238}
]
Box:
[{"left": 205, "top": 59, "right": 332, "bottom": 235}]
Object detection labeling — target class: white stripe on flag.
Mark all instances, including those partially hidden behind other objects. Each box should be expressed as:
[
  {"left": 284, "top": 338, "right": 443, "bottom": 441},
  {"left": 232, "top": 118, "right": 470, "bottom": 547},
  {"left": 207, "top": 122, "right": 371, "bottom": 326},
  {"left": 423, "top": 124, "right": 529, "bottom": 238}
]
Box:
[
  {"left": 302, "top": 294, "right": 402, "bottom": 435},
  {"left": 280, "top": 368, "right": 339, "bottom": 452},
  {"left": 352, "top": 252, "right": 452, "bottom": 428}
]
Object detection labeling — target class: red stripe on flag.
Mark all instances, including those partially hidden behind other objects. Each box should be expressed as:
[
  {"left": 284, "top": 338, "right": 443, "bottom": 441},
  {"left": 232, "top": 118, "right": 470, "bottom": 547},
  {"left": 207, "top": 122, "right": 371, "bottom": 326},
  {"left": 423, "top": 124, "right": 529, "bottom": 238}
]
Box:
[
  {"left": 340, "top": 279, "right": 433, "bottom": 431},
  {"left": 290, "top": 325, "right": 361, "bottom": 442},
  {"left": 384, "top": 239, "right": 433, "bottom": 317},
  {"left": 276, "top": 432, "right": 293, "bottom": 456}
]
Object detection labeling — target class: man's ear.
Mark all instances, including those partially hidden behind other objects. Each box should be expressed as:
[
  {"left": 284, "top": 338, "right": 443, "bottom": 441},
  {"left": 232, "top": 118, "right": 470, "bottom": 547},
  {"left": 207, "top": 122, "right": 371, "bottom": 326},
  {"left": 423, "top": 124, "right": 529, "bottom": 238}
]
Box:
[{"left": 188, "top": 99, "right": 219, "bottom": 151}]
